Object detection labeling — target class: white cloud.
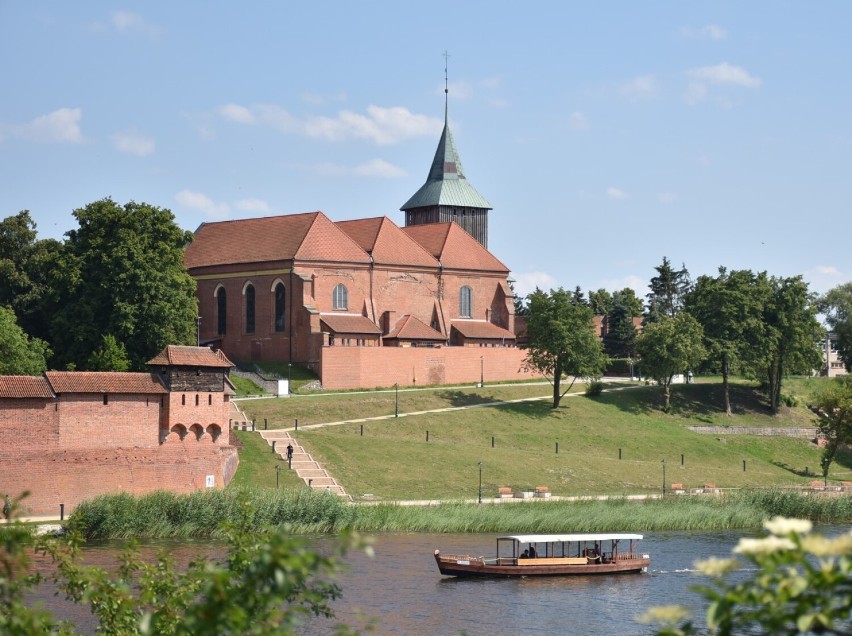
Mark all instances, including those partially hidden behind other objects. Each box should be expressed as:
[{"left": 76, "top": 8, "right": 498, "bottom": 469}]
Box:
[
  {"left": 680, "top": 24, "right": 728, "bottom": 40},
  {"left": 112, "top": 129, "right": 155, "bottom": 156},
  {"left": 218, "top": 103, "right": 442, "bottom": 145},
  {"left": 307, "top": 158, "right": 406, "bottom": 178},
  {"left": 175, "top": 190, "right": 230, "bottom": 219},
  {"left": 801, "top": 265, "right": 849, "bottom": 294},
  {"left": 621, "top": 75, "right": 658, "bottom": 99},
  {"left": 607, "top": 187, "right": 629, "bottom": 200},
  {"left": 5, "top": 108, "right": 84, "bottom": 143},
  {"left": 598, "top": 275, "right": 646, "bottom": 296},
  {"left": 511, "top": 271, "right": 558, "bottom": 298},
  {"left": 569, "top": 111, "right": 589, "bottom": 131},
  {"left": 235, "top": 198, "right": 271, "bottom": 213},
  {"left": 686, "top": 63, "right": 761, "bottom": 104},
  {"left": 111, "top": 11, "right": 162, "bottom": 36},
  {"left": 658, "top": 192, "right": 678, "bottom": 204}
]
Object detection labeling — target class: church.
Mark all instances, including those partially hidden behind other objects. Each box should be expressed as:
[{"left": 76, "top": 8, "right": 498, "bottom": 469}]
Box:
[{"left": 185, "top": 98, "right": 534, "bottom": 389}]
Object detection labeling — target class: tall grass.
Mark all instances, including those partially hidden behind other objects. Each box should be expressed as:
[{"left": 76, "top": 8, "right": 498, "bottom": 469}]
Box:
[{"left": 70, "top": 489, "right": 852, "bottom": 540}]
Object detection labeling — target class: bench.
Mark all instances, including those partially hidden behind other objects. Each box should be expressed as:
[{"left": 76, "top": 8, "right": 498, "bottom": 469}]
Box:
[
  {"left": 703, "top": 483, "right": 719, "bottom": 494},
  {"left": 517, "top": 557, "right": 588, "bottom": 566},
  {"left": 534, "top": 486, "right": 551, "bottom": 498},
  {"left": 670, "top": 483, "right": 685, "bottom": 494},
  {"left": 496, "top": 486, "right": 513, "bottom": 499},
  {"left": 809, "top": 480, "right": 825, "bottom": 491}
]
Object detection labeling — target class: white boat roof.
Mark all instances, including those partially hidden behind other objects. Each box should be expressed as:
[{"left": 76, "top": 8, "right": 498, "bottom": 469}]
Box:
[{"left": 499, "top": 533, "right": 643, "bottom": 543}]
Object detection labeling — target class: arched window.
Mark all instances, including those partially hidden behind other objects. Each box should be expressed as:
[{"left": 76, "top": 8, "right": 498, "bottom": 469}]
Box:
[
  {"left": 274, "top": 283, "right": 286, "bottom": 332},
  {"left": 460, "top": 286, "right": 472, "bottom": 318},
  {"left": 216, "top": 287, "right": 227, "bottom": 335},
  {"left": 333, "top": 283, "right": 348, "bottom": 310},
  {"left": 245, "top": 284, "right": 255, "bottom": 333}
]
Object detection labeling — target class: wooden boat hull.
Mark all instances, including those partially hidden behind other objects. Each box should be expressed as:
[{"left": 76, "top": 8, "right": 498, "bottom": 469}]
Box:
[{"left": 434, "top": 553, "right": 650, "bottom": 578}]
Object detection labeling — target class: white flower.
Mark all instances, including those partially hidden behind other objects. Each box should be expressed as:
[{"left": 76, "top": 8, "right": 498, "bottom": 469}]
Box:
[
  {"left": 763, "top": 517, "right": 812, "bottom": 536},
  {"left": 802, "top": 531, "right": 852, "bottom": 557},
  {"left": 695, "top": 556, "right": 738, "bottom": 577},
  {"left": 637, "top": 605, "right": 692, "bottom": 626},
  {"left": 734, "top": 536, "right": 796, "bottom": 555}
]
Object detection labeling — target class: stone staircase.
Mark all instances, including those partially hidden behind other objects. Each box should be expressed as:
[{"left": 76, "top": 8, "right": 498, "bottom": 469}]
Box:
[{"left": 258, "top": 430, "right": 350, "bottom": 499}]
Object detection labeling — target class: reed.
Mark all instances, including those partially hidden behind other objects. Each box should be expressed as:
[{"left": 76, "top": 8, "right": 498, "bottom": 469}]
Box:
[{"left": 70, "top": 489, "right": 852, "bottom": 539}]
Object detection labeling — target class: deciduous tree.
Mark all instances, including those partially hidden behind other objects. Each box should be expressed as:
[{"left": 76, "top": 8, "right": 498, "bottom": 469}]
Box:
[
  {"left": 812, "top": 375, "right": 852, "bottom": 482},
  {"left": 523, "top": 287, "right": 608, "bottom": 408},
  {"left": 819, "top": 282, "right": 852, "bottom": 372},
  {"left": 588, "top": 289, "right": 613, "bottom": 316},
  {"left": 0, "top": 306, "right": 51, "bottom": 375},
  {"left": 635, "top": 313, "right": 706, "bottom": 411}
]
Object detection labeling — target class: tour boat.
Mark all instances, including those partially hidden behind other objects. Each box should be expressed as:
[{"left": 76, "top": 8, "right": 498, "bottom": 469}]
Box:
[{"left": 434, "top": 533, "right": 650, "bottom": 577}]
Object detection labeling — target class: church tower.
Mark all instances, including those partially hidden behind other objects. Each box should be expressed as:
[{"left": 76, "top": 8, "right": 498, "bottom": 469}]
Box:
[{"left": 400, "top": 66, "right": 492, "bottom": 248}]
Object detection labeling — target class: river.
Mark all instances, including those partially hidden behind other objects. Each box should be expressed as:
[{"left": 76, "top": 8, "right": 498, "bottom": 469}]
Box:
[{"left": 24, "top": 526, "right": 849, "bottom": 635}]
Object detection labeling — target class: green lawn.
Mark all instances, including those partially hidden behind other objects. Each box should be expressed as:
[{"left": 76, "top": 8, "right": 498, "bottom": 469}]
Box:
[
  {"left": 228, "top": 430, "right": 304, "bottom": 490},
  {"left": 235, "top": 378, "right": 852, "bottom": 501}
]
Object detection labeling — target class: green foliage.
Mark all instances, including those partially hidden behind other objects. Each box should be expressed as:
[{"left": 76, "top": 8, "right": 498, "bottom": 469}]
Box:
[
  {"left": 1, "top": 497, "right": 363, "bottom": 635},
  {"left": 646, "top": 257, "right": 691, "bottom": 323},
  {"left": 820, "top": 281, "right": 852, "bottom": 372},
  {"left": 585, "top": 380, "right": 604, "bottom": 396},
  {"left": 641, "top": 517, "right": 852, "bottom": 635},
  {"left": 86, "top": 334, "right": 131, "bottom": 371},
  {"left": 636, "top": 313, "right": 707, "bottom": 411},
  {"left": 588, "top": 288, "right": 613, "bottom": 316},
  {"left": 522, "top": 287, "right": 608, "bottom": 408},
  {"left": 812, "top": 375, "right": 852, "bottom": 479},
  {"left": 0, "top": 306, "right": 51, "bottom": 375},
  {"left": 51, "top": 198, "right": 197, "bottom": 371}
]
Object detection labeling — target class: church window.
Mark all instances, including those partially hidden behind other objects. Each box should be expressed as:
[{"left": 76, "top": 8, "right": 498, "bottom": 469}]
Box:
[
  {"left": 245, "top": 284, "right": 256, "bottom": 333},
  {"left": 274, "top": 283, "right": 286, "bottom": 332},
  {"left": 460, "top": 286, "right": 473, "bottom": 318},
  {"left": 216, "top": 287, "right": 227, "bottom": 335},
  {"left": 333, "top": 283, "right": 348, "bottom": 310}
]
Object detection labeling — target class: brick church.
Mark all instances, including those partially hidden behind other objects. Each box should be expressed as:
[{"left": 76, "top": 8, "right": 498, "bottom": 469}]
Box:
[
  {"left": 185, "top": 101, "right": 535, "bottom": 389},
  {"left": 0, "top": 346, "right": 239, "bottom": 516}
]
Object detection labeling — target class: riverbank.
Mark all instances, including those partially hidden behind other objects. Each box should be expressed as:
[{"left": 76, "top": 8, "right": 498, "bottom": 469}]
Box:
[{"left": 66, "top": 488, "right": 852, "bottom": 540}]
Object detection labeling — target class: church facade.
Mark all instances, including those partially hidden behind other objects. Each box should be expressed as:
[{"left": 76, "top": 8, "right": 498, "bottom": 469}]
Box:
[{"left": 185, "top": 103, "right": 535, "bottom": 389}]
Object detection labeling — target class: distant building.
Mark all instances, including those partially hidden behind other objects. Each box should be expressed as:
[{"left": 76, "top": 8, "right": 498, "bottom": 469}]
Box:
[
  {"left": 184, "top": 101, "right": 537, "bottom": 390},
  {"left": 824, "top": 332, "right": 848, "bottom": 377},
  {"left": 0, "top": 346, "right": 238, "bottom": 517}
]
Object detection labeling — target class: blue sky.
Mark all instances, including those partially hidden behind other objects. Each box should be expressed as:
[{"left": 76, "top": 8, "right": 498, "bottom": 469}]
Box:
[{"left": 2, "top": 2, "right": 850, "bottom": 300}]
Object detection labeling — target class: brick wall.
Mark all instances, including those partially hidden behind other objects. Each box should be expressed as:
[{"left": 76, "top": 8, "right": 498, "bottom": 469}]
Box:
[{"left": 319, "top": 346, "right": 540, "bottom": 390}]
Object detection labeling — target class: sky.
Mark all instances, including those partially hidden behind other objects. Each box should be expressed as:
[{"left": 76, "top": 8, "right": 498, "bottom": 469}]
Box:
[{"left": 2, "top": 2, "right": 850, "bottom": 301}]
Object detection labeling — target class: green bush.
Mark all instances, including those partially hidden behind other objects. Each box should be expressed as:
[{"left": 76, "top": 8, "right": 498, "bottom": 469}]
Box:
[{"left": 585, "top": 380, "right": 604, "bottom": 396}]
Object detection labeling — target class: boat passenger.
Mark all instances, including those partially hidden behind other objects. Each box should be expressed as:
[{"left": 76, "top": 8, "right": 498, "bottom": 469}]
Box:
[
  {"left": 529, "top": 546, "right": 537, "bottom": 558},
  {"left": 520, "top": 549, "right": 529, "bottom": 559}
]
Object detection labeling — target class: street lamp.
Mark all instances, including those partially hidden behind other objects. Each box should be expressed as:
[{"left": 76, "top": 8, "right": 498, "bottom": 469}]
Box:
[
  {"left": 394, "top": 382, "right": 399, "bottom": 418},
  {"left": 480, "top": 356, "right": 484, "bottom": 388},
  {"left": 478, "top": 461, "right": 483, "bottom": 504},
  {"left": 287, "top": 362, "right": 292, "bottom": 395},
  {"left": 661, "top": 460, "right": 666, "bottom": 497}
]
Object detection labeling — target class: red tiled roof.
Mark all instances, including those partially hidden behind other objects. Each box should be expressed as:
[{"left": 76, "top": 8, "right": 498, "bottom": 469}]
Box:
[
  {"left": 337, "top": 217, "right": 440, "bottom": 268},
  {"left": 0, "top": 375, "right": 54, "bottom": 399},
  {"left": 386, "top": 314, "right": 445, "bottom": 340},
  {"left": 147, "top": 345, "right": 234, "bottom": 368},
  {"left": 451, "top": 320, "right": 516, "bottom": 340},
  {"left": 45, "top": 372, "right": 167, "bottom": 394},
  {"left": 184, "top": 211, "right": 370, "bottom": 270},
  {"left": 319, "top": 314, "right": 382, "bottom": 334},
  {"left": 403, "top": 222, "right": 509, "bottom": 272}
]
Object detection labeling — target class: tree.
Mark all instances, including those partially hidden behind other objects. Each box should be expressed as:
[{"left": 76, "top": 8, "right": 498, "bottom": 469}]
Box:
[
  {"left": 812, "top": 375, "right": 852, "bottom": 482},
  {"left": 0, "top": 306, "right": 51, "bottom": 375},
  {"left": 588, "top": 289, "right": 613, "bottom": 316},
  {"left": 646, "top": 257, "right": 691, "bottom": 324},
  {"left": 635, "top": 313, "right": 706, "bottom": 411},
  {"left": 819, "top": 282, "right": 852, "bottom": 372},
  {"left": 641, "top": 517, "right": 852, "bottom": 635},
  {"left": 572, "top": 285, "right": 587, "bottom": 306},
  {"left": 522, "top": 287, "right": 608, "bottom": 408},
  {"left": 685, "top": 268, "right": 764, "bottom": 416},
  {"left": 51, "top": 199, "right": 198, "bottom": 370},
  {"left": 743, "top": 276, "right": 823, "bottom": 414},
  {"left": 87, "top": 334, "right": 131, "bottom": 371},
  {"left": 603, "top": 288, "right": 644, "bottom": 359}
]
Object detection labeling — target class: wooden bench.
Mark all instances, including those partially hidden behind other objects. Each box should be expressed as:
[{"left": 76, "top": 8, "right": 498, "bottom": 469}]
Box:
[
  {"left": 670, "top": 483, "right": 685, "bottom": 494},
  {"left": 534, "top": 486, "right": 551, "bottom": 498},
  {"left": 517, "top": 557, "right": 588, "bottom": 566},
  {"left": 496, "top": 486, "right": 513, "bottom": 498},
  {"left": 703, "top": 483, "right": 718, "bottom": 494}
]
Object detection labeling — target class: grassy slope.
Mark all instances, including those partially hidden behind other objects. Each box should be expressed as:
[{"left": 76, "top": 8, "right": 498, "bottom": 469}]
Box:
[
  {"left": 228, "top": 430, "right": 304, "bottom": 490},
  {"left": 236, "top": 379, "right": 852, "bottom": 501}
]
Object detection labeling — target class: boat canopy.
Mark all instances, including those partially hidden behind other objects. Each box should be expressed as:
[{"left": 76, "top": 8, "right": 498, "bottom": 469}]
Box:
[{"left": 499, "top": 534, "right": 643, "bottom": 543}]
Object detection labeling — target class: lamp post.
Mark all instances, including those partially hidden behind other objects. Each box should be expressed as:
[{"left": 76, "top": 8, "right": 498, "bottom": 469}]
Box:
[
  {"left": 478, "top": 461, "right": 483, "bottom": 504},
  {"left": 287, "top": 362, "right": 292, "bottom": 395},
  {"left": 661, "top": 460, "right": 666, "bottom": 497},
  {"left": 480, "top": 356, "right": 484, "bottom": 388},
  {"left": 394, "top": 382, "right": 399, "bottom": 418}
]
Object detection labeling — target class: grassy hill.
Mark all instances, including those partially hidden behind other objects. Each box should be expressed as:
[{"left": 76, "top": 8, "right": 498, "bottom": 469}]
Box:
[{"left": 236, "top": 378, "right": 852, "bottom": 501}]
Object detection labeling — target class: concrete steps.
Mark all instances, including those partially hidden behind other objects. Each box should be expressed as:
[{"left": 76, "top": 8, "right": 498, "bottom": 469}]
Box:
[{"left": 258, "top": 430, "right": 350, "bottom": 499}]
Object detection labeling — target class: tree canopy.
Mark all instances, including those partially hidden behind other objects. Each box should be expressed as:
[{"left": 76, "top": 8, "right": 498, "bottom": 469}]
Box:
[
  {"left": 819, "top": 282, "right": 852, "bottom": 372},
  {"left": 0, "top": 306, "right": 51, "bottom": 375},
  {"left": 522, "top": 287, "right": 608, "bottom": 408},
  {"left": 646, "top": 256, "right": 691, "bottom": 323},
  {"left": 812, "top": 375, "right": 852, "bottom": 482},
  {"left": 635, "top": 312, "right": 706, "bottom": 411}
]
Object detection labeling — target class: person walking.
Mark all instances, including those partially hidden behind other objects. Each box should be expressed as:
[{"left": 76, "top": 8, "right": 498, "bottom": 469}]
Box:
[{"left": 286, "top": 443, "right": 294, "bottom": 461}]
